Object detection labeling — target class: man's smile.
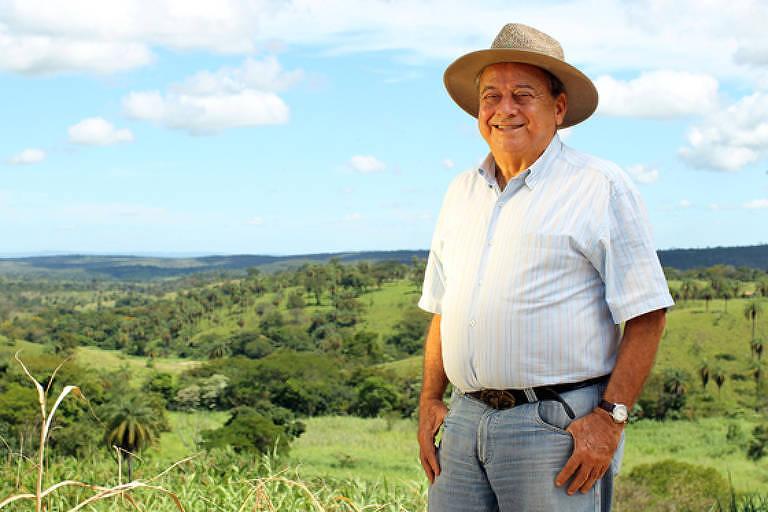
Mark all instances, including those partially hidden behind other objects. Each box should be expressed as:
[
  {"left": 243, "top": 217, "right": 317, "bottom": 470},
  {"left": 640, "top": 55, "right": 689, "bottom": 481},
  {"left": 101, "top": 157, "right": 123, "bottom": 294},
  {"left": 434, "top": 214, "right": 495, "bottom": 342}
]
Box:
[{"left": 491, "top": 122, "right": 525, "bottom": 131}]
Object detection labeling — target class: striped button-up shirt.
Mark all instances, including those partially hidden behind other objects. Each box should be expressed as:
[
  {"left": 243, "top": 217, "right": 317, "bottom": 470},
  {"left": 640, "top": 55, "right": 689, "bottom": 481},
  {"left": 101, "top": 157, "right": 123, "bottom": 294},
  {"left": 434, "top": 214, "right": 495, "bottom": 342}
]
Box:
[{"left": 418, "top": 135, "right": 674, "bottom": 392}]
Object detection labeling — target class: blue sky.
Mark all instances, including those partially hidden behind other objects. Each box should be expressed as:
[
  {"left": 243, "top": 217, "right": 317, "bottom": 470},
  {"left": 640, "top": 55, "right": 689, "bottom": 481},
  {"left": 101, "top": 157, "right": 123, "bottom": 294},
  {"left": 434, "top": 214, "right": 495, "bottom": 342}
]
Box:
[{"left": 1, "top": 0, "right": 767, "bottom": 256}]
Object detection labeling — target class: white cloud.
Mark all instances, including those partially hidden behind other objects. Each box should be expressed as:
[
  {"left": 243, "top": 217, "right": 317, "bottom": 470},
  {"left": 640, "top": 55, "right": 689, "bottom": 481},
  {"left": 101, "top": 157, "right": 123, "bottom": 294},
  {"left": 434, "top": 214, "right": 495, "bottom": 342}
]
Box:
[
  {"left": 8, "top": 148, "right": 45, "bottom": 165},
  {"left": 247, "top": 216, "right": 264, "bottom": 225},
  {"left": 0, "top": 0, "right": 766, "bottom": 84},
  {"left": 348, "top": 155, "right": 386, "bottom": 174},
  {"left": 744, "top": 199, "right": 768, "bottom": 209},
  {"left": 679, "top": 199, "right": 692, "bottom": 208},
  {"left": 344, "top": 212, "right": 363, "bottom": 221},
  {"left": 595, "top": 71, "right": 719, "bottom": 118},
  {"left": 123, "top": 57, "right": 299, "bottom": 134},
  {"left": 68, "top": 117, "right": 134, "bottom": 145},
  {"left": 679, "top": 92, "right": 768, "bottom": 171},
  {"left": 625, "top": 164, "right": 659, "bottom": 184},
  {"left": 0, "top": 25, "right": 152, "bottom": 75},
  {"left": 442, "top": 158, "right": 455, "bottom": 169}
]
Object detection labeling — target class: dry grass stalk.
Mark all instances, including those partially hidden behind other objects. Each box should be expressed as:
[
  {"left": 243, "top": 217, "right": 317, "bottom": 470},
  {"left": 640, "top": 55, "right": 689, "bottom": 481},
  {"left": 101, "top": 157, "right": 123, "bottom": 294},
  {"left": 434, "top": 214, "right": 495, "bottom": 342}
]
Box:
[
  {"left": 246, "top": 475, "right": 325, "bottom": 512},
  {"left": 0, "top": 352, "right": 187, "bottom": 512}
]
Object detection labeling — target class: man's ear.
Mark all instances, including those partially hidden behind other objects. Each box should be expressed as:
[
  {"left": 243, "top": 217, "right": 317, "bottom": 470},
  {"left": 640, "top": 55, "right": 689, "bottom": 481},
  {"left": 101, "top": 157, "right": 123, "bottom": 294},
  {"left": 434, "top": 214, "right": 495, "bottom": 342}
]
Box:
[{"left": 555, "top": 93, "right": 567, "bottom": 127}]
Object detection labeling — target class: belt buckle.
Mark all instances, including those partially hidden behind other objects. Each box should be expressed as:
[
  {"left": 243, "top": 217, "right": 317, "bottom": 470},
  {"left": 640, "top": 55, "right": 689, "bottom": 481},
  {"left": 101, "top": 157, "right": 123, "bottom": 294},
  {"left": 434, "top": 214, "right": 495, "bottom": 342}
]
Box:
[{"left": 480, "top": 389, "right": 516, "bottom": 410}]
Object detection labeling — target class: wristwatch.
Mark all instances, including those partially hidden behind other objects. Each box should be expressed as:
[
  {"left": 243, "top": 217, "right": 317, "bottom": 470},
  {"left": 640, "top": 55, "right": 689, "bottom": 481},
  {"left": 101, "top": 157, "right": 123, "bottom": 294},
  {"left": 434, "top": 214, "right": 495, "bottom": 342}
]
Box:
[{"left": 598, "top": 400, "right": 629, "bottom": 424}]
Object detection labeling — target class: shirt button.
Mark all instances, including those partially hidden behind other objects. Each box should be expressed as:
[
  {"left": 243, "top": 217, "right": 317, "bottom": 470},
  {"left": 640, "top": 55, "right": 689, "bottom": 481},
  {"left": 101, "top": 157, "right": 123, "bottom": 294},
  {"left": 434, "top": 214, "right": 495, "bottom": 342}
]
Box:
[
  {"left": 488, "top": 240, "right": 494, "bottom": 246},
  {"left": 478, "top": 280, "right": 483, "bottom": 287},
  {"left": 469, "top": 319, "right": 477, "bottom": 327}
]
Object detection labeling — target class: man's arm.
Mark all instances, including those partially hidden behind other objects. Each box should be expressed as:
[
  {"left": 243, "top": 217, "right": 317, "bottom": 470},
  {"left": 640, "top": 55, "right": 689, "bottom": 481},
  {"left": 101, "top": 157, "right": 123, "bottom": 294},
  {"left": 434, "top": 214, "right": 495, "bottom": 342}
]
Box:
[
  {"left": 417, "top": 313, "right": 449, "bottom": 484},
  {"left": 556, "top": 307, "right": 667, "bottom": 495}
]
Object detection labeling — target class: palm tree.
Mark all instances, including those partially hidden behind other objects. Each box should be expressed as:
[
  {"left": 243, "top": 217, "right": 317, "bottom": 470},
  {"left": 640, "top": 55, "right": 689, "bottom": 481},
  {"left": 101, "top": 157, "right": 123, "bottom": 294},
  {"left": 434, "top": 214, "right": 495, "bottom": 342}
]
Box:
[
  {"left": 745, "top": 301, "right": 764, "bottom": 348},
  {"left": 699, "top": 361, "right": 710, "bottom": 390},
  {"left": 713, "top": 369, "right": 726, "bottom": 397},
  {"left": 753, "top": 339, "right": 765, "bottom": 361},
  {"left": 752, "top": 362, "right": 764, "bottom": 408},
  {"left": 680, "top": 280, "right": 696, "bottom": 300},
  {"left": 722, "top": 290, "right": 732, "bottom": 313},
  {"left": 103, "top": 395, "right": 164, "bottom": 480}
]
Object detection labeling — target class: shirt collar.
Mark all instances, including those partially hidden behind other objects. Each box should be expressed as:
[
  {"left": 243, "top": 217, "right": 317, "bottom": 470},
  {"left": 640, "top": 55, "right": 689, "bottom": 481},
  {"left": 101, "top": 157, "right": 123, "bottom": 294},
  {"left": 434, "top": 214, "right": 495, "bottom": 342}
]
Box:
[{"left": 476, "top": 133, "right": 563, "bottom": 190}]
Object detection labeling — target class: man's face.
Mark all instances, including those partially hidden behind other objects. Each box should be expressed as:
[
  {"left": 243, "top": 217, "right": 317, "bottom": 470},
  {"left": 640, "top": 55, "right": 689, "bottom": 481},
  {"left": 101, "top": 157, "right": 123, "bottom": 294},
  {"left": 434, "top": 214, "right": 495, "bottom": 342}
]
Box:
[{"left": 477, "top": 62, "right": 567, "bottom": 164}]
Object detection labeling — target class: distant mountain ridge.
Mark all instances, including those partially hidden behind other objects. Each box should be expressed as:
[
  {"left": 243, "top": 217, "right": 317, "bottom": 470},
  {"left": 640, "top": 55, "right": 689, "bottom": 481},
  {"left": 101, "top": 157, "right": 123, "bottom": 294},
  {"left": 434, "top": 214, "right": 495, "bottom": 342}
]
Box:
[{"left": 0, "top": 244, "right": 766, "bottom": 280}]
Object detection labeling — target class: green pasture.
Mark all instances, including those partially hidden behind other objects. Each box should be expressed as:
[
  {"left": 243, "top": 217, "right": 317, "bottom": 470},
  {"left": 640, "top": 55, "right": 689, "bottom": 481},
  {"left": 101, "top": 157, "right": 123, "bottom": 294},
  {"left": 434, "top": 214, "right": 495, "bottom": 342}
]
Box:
[
  {"left": 289, "top": 416, "right": 423, "bottom": 484},
  {"left": 652, "top": 298, "right": 767, "bottom": 414},
  {"left": 357, "top": 280, "right": 422, "bottom": 337},
  {"left": 159, "top": 413, "right": 768, "bottom": 494},
  {"left": 288, "top": 414, "right": 768, "bottom": 494}
]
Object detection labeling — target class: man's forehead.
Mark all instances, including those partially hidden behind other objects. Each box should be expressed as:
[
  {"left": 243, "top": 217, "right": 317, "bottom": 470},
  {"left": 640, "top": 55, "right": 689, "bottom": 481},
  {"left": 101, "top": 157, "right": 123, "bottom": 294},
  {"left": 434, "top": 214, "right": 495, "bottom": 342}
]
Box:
[{"left": 478, "top": 62, "right": 550, "bottom": 86}]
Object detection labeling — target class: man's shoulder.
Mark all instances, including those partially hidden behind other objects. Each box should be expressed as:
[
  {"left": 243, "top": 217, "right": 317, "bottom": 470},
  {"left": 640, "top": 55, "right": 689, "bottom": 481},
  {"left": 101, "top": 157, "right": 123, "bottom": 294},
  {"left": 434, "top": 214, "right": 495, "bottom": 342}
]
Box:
[{"left": 558, "top": 144, "right": 637, "bottom": 196}]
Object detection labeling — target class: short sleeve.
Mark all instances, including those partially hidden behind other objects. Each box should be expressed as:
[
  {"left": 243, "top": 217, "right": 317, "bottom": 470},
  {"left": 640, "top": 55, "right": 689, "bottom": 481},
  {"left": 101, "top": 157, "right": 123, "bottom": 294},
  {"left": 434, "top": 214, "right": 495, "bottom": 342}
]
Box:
[
  {"left": 595, "top": 181, "right": 674, "bottom": 324},
  {"left": 418, "top": 246, "right": 445, "bottom": 314},
  {"left": 418, "top": 188, "right": 452, "bottom": 314}
]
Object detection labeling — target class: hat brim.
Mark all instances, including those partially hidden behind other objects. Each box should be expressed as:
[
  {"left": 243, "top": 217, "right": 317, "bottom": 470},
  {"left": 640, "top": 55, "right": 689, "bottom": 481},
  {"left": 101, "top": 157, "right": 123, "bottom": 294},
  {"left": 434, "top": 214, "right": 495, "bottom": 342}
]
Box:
[{"left": 444, "top": 49, "right": 598, "bottom": 128}]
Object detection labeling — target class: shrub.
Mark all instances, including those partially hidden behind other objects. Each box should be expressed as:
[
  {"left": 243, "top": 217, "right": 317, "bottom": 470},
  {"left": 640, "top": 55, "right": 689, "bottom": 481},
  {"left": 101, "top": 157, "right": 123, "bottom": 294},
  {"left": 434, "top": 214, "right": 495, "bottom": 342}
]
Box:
[
  {"left": 747, "top": 424, "right": 768, "bottom": 460},
  {"left": 352, "top": 376, "right": 401, "bottom": 417},
  {"left": 621, "top": 459, "right": 727, "bottom": 511},
  {"left": 202, "top": 406, "right": 298, "bottom": 454}
]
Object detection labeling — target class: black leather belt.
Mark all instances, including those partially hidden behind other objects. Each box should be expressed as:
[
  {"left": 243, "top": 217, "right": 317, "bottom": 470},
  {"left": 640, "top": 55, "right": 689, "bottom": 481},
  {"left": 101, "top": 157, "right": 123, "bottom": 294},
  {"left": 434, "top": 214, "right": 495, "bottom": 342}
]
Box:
[{"left": 465, "top": 375, "right": 610, "bottom": 419}]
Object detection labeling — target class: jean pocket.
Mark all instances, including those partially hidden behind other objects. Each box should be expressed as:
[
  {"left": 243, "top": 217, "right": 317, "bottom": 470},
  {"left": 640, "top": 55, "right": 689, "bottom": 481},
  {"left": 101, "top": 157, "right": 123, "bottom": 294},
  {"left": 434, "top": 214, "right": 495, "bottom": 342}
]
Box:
[{"left": 535, "top": 400, "right": 573, "bottom": 435}]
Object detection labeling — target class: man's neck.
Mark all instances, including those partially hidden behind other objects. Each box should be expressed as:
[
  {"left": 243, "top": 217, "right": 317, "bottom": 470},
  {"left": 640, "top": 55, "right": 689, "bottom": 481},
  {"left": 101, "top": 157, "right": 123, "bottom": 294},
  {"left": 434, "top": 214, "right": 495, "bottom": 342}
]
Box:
[
  {"left": 493, "top": 155, "right": 532, "bottom": 192},
  {"left": 491, "top": 134, "right": 557, "bottom": 191}
]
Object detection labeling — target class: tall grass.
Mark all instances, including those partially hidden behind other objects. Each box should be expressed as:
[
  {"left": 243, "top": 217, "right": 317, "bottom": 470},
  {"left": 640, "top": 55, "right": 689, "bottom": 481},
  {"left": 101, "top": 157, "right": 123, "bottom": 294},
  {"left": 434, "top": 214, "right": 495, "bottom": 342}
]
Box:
[
  {"left": 1, "top": 353, "right": 185, "bottom": 511},
  {"left": 0, "top": 353, "right": 428, "bottom": 511}
]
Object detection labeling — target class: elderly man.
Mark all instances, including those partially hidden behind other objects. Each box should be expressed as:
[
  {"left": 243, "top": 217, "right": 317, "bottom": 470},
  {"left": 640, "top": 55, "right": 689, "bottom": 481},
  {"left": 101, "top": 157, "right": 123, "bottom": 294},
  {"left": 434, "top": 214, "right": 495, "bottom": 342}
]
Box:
[{"left": 417, "top": 23, "right": 673, "bottom": 511}]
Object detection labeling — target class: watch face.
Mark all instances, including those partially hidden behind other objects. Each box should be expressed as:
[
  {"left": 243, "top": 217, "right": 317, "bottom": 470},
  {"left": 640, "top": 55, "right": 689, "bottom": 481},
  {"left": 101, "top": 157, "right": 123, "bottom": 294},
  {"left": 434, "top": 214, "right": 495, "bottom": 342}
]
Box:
[{"left": 613, "top": 404, "right": 629, "bottom": 423}]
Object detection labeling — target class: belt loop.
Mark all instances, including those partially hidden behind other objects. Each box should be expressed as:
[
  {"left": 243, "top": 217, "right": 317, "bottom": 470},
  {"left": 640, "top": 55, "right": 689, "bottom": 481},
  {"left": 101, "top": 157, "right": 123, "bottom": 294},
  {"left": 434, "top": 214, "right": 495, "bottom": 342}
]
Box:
[{"left": 523, "top": 387, "right": 538, "bottom": 402}]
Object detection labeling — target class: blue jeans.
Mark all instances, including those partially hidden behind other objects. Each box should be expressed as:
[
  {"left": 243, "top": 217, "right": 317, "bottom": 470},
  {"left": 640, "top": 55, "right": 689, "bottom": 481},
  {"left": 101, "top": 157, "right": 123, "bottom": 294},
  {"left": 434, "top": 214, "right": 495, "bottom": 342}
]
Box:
[{"left": 428, "top": 383, "right": 624, "bottom": 512}]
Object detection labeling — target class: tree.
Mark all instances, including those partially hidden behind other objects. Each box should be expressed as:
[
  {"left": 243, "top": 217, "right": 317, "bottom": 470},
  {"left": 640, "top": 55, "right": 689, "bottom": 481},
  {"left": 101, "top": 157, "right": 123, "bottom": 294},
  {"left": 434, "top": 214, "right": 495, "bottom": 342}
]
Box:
[
  {"left": 721, "top": 289, "right": 732, "bottom": 313},
  {"left": 286, "top": 290, "right": 305, "bottom": 310},
  {"left": 745, "top": 301, "right": 763, "bottom": 344},
  {"left": 680, "top": 280, "right": 698, "bottom": 303},
  {"left": 713, "top": 369, "right": 726, "bottom": 397},
  {"left": 352, "top": 376, "right": 401, "bottom": 417},
  {"left": 698, "top": 361, "right": 710, "bottom": 390},
  {"left": 343, "top": 330, "right": 382, "bottom": 361},
  {"left": 409, "top": 256, "right": 426, "bottom": 289},
  {"left": 202, "top": 407, "right": 288, "bottom": 453},
  {"left": 387, "top": 308, "right": 431, "bottom": 354},
  {"left": 752, "top": 339, "right": 765, "bottom": 360},
  {"left": 748, "top": 425, "right": 768, "bottom": 460},
  {"left": 301, "top": 265, "right": 330, "bottom": 305},
  {"left": 334, "top": 291, "right": 364, "bottom": 327},
  {"left": 752, "top": 361, "right": 764, "bottom": 409},
  {"left": 142, "top": 372, "right": 176, "bottom": 402},
  {"left": 207, "top": 338, "right": 231, "bottom": 360},
  {"left": 102, "top": 394, "right": 167, "bottom": 480}
]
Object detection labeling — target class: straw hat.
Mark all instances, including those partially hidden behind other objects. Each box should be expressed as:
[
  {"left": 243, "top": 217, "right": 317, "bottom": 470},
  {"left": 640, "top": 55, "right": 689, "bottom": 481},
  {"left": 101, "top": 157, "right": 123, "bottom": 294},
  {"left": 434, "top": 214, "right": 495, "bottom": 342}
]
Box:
[{"left": 444, "top": 23, "right": 598, "bottom": 128}]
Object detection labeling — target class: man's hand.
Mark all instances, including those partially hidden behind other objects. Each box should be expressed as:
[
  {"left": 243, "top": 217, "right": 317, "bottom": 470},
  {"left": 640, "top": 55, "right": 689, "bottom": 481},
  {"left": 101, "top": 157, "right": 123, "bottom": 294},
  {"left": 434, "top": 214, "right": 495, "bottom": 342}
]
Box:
[
  {"left": 555, "top": 409, "right": 623, "bottom": 495},
  {"left": 418, "top": 397, "right": 449, "bottom": 484}
]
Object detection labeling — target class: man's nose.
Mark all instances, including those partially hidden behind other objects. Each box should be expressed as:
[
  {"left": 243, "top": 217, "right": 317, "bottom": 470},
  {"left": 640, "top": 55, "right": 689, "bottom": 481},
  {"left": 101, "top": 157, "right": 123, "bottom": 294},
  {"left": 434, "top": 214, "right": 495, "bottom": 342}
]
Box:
[{"left": 497, "top": 93, "right": 521, "bottom": 114}]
